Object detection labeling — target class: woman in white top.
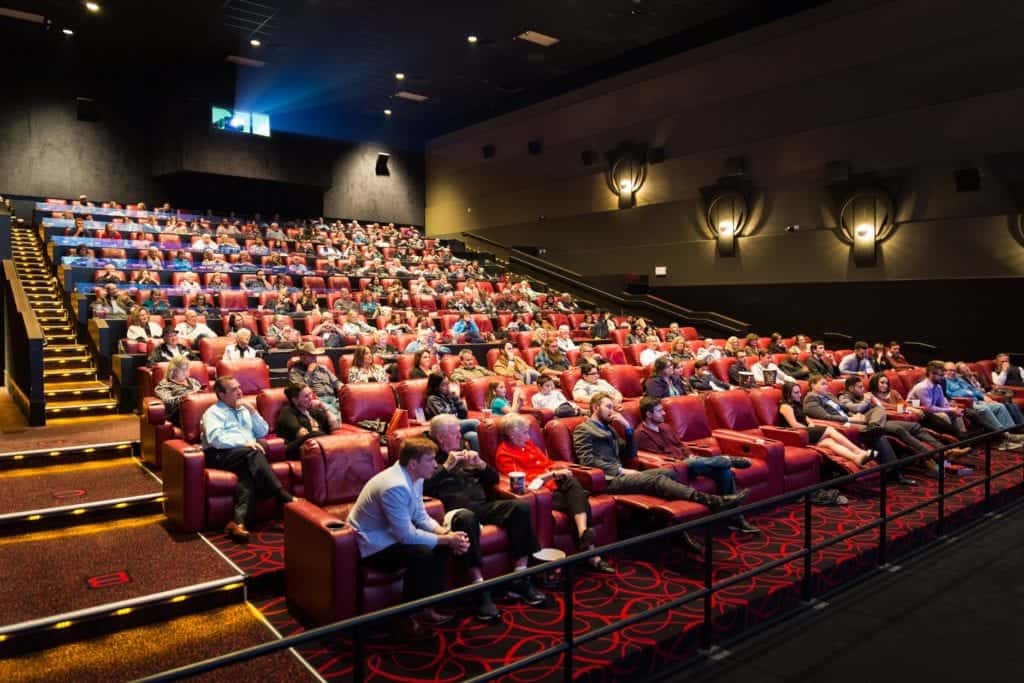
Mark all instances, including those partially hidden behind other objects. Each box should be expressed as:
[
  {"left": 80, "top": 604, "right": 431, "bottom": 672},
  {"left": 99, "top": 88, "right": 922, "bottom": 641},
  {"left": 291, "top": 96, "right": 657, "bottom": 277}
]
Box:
[{"left": 126, "top": 308, "right": 163, "bottom": 342}]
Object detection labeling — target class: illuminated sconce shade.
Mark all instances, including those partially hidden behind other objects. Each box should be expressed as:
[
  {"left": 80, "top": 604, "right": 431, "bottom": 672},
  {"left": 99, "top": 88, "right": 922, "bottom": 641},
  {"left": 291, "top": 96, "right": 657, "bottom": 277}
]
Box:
[
  {"left": 705, "top": 190, "right": 748, "bottom": 256},
  {"left": 838, "top": 188, "right": 895, "bottom": 267},
  {"left": 606, "top": 150, "right": 647, "bottom": 209}
]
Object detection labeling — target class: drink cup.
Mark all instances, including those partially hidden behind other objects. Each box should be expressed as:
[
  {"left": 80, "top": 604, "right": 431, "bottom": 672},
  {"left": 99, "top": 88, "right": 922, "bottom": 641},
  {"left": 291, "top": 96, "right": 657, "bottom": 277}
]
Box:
[{"left": 509, "top": 471, "right": 526, "bottom": 495}]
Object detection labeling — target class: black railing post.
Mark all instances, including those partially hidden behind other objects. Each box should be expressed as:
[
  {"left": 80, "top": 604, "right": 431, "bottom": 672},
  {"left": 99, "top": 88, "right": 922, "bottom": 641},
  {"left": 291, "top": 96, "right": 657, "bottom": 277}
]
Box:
[
  {"left": 563, "top": 564, "right": 574, "bottom": 682},
  {"left": 353, "top": 624, "right": 365, "bottom": 683},
  {"left": 701, "top": 521, "right": 714, "bottom": 650},
  {"left": 878, "top": 470, "right": 888, "bottom": 567},
  {"left": 984, "top": 441, "right": 992, "bottom": 514},
  {"left": 802, "top": 493, "right": 813, "bottom": 602},
  {"left": 937, "top": 451, "right": 946, "bottom": 538}
]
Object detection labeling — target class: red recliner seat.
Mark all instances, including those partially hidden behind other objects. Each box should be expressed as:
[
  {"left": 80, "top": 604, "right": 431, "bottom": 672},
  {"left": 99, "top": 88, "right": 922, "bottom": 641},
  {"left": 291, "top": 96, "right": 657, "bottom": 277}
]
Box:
[
  {"left": 216, "top": 358, "right": 270, "bottom": 395},
  {"left": 595, "top": 343, "right": 626, "bottom": 365},
  {"left": 139, "top": 360, "right": 215, "bottom": 467},
  {"left": 285, "top": 432, "right": 447, "bottom": 624},
  {"left": 476, "top": 417, "right": 617, "bottom": 555},
  {"left": 198, "top": 336, "right": 234, "bottom": 365},
  {"left": 162, "top": 392, "right": 293, "bottom": 532},
  {"left": 704, "top": 390, "right": 820, "bottom": 493},
  {"left": 600, "top": 364, "right": 644, "bottom": 400},
  {"left": 218, "top": 289, "right": 248, "bottom": 311},
  {"left": 659, "top": 395, "right": 778, "bottom": 500}
]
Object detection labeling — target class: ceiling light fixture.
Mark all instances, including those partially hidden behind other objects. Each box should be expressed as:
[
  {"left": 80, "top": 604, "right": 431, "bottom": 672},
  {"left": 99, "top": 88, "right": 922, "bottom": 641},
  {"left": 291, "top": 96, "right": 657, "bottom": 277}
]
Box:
[
  {"left": 517, "top": 30, "right": 559, "bottom": 47},
  {"left": 467, "top": 35, "right": 478, "bottom": 44},
  {"left": 395, "top": 90, "right": 428, "bottom": 102},
  {"left": 394, "top": 72, "right": 405, "bottom": 80},
  {"left": 85, "top": 2, "right": 101, "bottom": 12},
  {"left": 249, "top": 38, "right": 261, "bottom": 47},
  {"left": 384, "top": 109, "right": 392, "bottom": 116},
  {"left": 62, "top": 27, "right": 74, "bottom": 36}
]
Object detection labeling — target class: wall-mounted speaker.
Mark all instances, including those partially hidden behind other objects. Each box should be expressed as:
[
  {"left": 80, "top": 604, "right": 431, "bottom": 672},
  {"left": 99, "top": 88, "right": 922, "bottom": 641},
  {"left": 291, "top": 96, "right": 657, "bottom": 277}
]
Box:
[
  {"left": 527, "top": 138, "right": 543, "bottom": 156},
  {"left": 375, "top": 153, "right": 390, "bottom": 176},
  {"left": 481, "top": 144, "right": 496, "bottom": 159},
  {"left": 76, "top": 97, "right": 99, "bottom": 122},
  {"left": 954, "top": 167, "right": 981, "bottom": 192},
  {"left": 581, "top": 149, "right": 594, "bottom": 166}
]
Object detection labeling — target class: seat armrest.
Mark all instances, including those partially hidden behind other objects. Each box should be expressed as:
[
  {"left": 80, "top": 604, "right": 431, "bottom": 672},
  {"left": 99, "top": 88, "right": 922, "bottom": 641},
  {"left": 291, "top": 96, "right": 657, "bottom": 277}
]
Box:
[
  {"left": 423, "top": 497, "right": 445, "bottom": 524},
  {"left": 162, "top": 441, "right": 207, "bottom": 532},
  {"left": 283, "top": 500, "right": 360, "bottom": 624},
  {"left": 491, "top": 483, "right": 554, "bottom": 548},
  {"left": 636, "top": 450, "right": 688, "bottom": 481},
  {"left": 260, "top": 437, "right": 286, "bottom": 462},
  {"left": 685, "top": 444, "right": 717, "bottom": 457},
  {"left": 520, "top": 407, "right": 554, "bottom": 425},
  {"left": 143, "top": 399, "right": 166, "bottom": 426},
  {"left": 568, "top": 464, "right": 607, "bottom": 494},
  {"left": 951, "top": 397, "right": 974, "bottom": 410},
  {"left": 759, "top": 425, "right": 809, "bottom": 447},
  {"left": 711, "top": 429, "right": 785, "bottom": 495}
]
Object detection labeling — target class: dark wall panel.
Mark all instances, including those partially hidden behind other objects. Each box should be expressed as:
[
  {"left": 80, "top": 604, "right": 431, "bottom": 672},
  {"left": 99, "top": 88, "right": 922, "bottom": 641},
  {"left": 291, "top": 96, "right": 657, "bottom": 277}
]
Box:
[{"left": 654, "top": 279, "right": 1023, "bottom": 362}]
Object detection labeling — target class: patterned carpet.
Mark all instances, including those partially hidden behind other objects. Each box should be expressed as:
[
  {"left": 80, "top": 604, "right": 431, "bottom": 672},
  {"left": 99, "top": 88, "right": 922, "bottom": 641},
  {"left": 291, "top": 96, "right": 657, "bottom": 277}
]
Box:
[{"left": 203, "top": 449, "right": 1024, "bottom": 682}]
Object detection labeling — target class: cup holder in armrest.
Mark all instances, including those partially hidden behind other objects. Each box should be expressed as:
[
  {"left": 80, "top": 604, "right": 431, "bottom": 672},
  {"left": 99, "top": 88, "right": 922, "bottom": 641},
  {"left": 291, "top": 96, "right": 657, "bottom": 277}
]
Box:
[{"left": 324, "top": 521, "right": 347, "bottom": 531}]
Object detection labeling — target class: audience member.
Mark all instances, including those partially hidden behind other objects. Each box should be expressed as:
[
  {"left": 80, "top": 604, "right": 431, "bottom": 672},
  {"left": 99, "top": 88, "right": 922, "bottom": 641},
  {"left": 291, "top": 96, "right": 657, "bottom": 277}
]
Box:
[
  {"left": 288, "top": 342, "right": 343, "bottom": 416},
  {"left": 449, "top": 349, "right": 494, "bottom": 382},
  {"left": 276, "top": 382, "right": 342, "bottom": 459},
  {"left": 153, "top": 355, "right": 203, "bottom": 425},
  {"left": 423, "top": 373, "right": 480, "bottom": 451},
  {"left": 348, "top": 346, "right": 390, "bottom": 384},
  {"left": 838, "top": 341, "right": 874, "bottom": 374},
  {"left": 573, "top": 364, "right": 623, "bottom": 405}
]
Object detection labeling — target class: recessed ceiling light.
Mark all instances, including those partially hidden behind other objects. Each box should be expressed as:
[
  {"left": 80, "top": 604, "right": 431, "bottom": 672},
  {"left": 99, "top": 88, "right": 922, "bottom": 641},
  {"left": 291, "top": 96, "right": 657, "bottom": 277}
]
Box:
[
  {"left": 226, "top": 55, "right": 265, "bottom": 68},
  {"left": 517, "top": 30, "right": 559, "bottom": 47},
  {"left": 62, "top": 27, "right": 74, "bottom": 36},
  {"left": 250, "top": 38, "right": 261, "bottom": 47},
  {"left": 384, "top": 109, "right": 392, "bottom": 116},
  {"left": 394, "top": 72, "right": 405, "bottom": 80},
  {"left": 467, "top": 35, "right": 478, "bottom": 44},
  {"left": 85, "top": 2, "right": 101, "bottom": 12}
]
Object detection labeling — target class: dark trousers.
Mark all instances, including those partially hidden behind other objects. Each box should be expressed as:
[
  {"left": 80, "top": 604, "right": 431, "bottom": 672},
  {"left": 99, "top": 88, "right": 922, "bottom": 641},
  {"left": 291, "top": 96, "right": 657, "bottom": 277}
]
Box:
[
  {"left": 362, "top": 543, "right": 448, "bottom": 603},
  {"left": 921, "top": 412, "right": 968, "bottom": 439},
  {"left": 605, "top": 467, "right": 697, "bottom": 501},
  {"left": 449, "top": 500, "right": 541, "bottom": 569},
  {"left": 885, "top": 421, "right": 944, "bottom": 454},
  {"left": 550, "top": 476, "right": 592, "bottom": 521},
  {"left": 204, "top": 446, "right": 287, "bottom": 524}
]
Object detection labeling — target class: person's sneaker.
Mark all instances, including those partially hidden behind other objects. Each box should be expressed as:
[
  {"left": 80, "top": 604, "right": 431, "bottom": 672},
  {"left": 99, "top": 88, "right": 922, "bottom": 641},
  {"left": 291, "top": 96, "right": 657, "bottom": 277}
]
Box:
[
  {"left": 1000, "top": 439, "right": 1023, "bottom": 450},
  {"left": 475, "top": 591, "right": 501, "bottom": 622},
  {"left": 728, "top": 517, "right": 761, "bottom": 534},
  {"left": 728, "top": 457, "right": 752, "bottom": 469},
  {"left": 704, "top": 488, "right": 750, "bottom": 512},
  {"left": 507, "top": 578, "right": 546, "bottom": 606},
  {"left": 1005, "top": 432, "right": 1024, "bottom": 442}
]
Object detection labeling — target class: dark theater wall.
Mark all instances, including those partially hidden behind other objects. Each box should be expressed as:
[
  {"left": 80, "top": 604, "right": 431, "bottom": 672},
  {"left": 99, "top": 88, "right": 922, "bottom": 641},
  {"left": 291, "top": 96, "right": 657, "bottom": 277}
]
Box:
[{"left": 426, "top": 0, "right": 1024, "bottom": 341}]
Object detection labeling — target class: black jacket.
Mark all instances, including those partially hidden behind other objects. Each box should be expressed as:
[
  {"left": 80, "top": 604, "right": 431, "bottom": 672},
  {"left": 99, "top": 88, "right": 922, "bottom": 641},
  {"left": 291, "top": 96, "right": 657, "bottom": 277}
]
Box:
[{"left": 422, "top": 437, "right": 498, "bottom": 512}]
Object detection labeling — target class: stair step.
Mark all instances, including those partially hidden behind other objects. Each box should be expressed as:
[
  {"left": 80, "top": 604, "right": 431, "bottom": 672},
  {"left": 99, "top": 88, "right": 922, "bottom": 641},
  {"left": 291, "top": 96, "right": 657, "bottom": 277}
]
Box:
[
  {"left": 45, "top": 398, "right": 118, "bottom": 417},
  {"left": 43, "top": 344, "right": 86, "bottom": 357},
  {"left": 43, "top": 380, "right": 110, "bottom": 399},
  {"left": 43, "top": 333, "right": 77, "bottom": 343},
  {"left": 43, "top": 356, "right": 93, "bottom": 369},
  {"left": 43, "top": 367, "right": 96, "bottom": 381}
]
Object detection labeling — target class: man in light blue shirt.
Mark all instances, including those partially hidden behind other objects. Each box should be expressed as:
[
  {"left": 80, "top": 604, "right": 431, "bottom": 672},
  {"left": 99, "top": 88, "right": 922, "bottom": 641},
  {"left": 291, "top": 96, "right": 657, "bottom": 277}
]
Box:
[
  {"left": 201, "top": 376, "right": 293, "bottom": 541},
  {"left": 347, "top": 437, "right": 469, "bottom": 631},
  {"left": 838, "top": 341, "right": 875, "bottom": 374}
]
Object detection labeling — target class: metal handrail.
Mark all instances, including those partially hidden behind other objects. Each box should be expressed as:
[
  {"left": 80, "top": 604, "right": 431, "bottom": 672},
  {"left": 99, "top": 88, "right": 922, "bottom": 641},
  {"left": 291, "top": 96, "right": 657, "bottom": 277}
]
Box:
[
  {"left": 139, "top": 426, "right": 1023, "bottom": 683},
  {"left": 458, "top": 232, "right": 750, "bottom": 334}
]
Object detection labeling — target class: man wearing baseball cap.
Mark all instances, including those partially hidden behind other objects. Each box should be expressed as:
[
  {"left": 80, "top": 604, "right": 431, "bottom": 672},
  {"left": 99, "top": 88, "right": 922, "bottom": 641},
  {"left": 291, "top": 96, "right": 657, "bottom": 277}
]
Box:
[{"left": 287, "top": 341, "right": 343, "bottom": 418}]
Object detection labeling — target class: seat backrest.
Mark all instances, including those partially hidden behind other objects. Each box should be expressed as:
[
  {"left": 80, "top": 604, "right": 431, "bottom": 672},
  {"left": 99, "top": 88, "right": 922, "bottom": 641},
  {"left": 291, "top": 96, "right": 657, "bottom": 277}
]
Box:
[
  {"left": 710, "top": 358, "right": 737, "bottom": 383},
  {"left": 302, "top": 276, "right": 325, "bottom": 290},
  {"left": 541, "top": 416, "right": 589, "bottom": 462},
  {"left": 439, "top": 314, "right": 460, "bottom": 331},
  {"left": 216, "top": 358, "right": 270, "bottom": 394},
  {"left": 394, "top": 353, "right": 415, "bottom": 380},
  {"left": 883, "top": 369, "right": 908, "bottom": 395},
  {"left": 661, "top": 395, "right": 713, "bottom": 441},
  {"left": 600, "top": 364, "right": 644, "bottom": 398},
  {"left": 595, "top": 343, "right": 625, "bottom": 365},
  {"left": 396, "top": 379, "right": 429, "bottom": 416},
  {"left": 439, "top": 355, "right": 459, "bottom": 376},
  {"left": 521, "top": 347, "right": 544, "bottom": 368},
  {"left": 218, "top": 290, "right": 248, "bottom": 311},
  {"left": 471, "top": 314, "right": 493, "bottom": 334},
  {"left": 559, "top": 366, "right": 582, "bottom": 397},
  {"left": 608, "top": 329, "right": 629, "bottom": 346},
  {"left": 339, "top": 383, "right": 397, "bottom": 423},
  {"left": 198, "top": 336, "right": 234, "bottom": 365},
  {"left": 178, "top": 392, "right": 258, "bottom": 444},
  {"left": 748, "top": 387, "right": 783, "bottom": 426},
  {"left": 898, "top": 368, "right": 924, "bottom": 393},
  {"left": 461, "top": 376, "right": 513, "bottom": 412},
  {"left": 257, "top": 387, "right": 288, "bottom": 431},
  {"left": 301, "top": 432, "right": 387, "bottom": 507},
  {"left": 705, "top": 390, "right": 760, "bottom": 431},
  {"left": 623, "top": 344, "right": 645, "bottom": 366},
  {"left": 827, "top": 379, "right": 847, "bottom": 397}
]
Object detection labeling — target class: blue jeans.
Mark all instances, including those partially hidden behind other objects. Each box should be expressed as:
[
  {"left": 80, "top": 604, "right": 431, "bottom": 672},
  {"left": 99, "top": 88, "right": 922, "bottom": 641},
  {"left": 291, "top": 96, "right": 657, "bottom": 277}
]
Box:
[
  {"left": 460, "top": 418, "right": 480, "bottom": 452},
  {"left": 973, "top": 401, "right": 1015, "bottom": 431},
  {"left": 684, "top": 455, "right": 737, "bottom": 495},
  {"left": 1001, "top": 400, "right": 1024, "bottom": 427}
]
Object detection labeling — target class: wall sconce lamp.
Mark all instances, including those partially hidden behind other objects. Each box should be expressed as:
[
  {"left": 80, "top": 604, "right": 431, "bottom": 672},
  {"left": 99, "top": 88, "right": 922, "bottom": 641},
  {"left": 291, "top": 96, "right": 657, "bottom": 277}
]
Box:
[
  {"left": 838, "top": 188, "right": 895, "bottom": 267},
  {"left": 607, "top": 152, "right": 647, "bottom": 209},
  {"left": 705, "top": 190, "right": 748, "bottom": 256}
]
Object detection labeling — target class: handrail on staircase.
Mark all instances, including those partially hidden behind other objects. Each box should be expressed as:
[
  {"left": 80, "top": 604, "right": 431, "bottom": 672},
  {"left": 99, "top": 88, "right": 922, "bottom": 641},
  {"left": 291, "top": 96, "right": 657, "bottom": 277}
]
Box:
[
  {"left": 2, "top": 260, "right": 47, "bottom": 425},
  {"left": 458, "top": 232, "right": 749, "bottom": 335}
]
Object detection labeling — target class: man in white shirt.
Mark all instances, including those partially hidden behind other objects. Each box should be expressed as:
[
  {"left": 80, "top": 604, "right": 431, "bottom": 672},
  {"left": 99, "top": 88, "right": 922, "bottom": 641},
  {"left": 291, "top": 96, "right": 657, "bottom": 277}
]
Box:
[
  {"left": 174, "top": 309, "right": 215, "bottom": 343},
  {"left": 696, "top": 339, "right": 723, "bottom": 362},
  {"left": 223, "top": 328, "right": 259, "bottom": 360},
  {"left": 555, "top": 325, "right": 578, "bottom": 353},
  {"left": 638, "top": 335, "right": 666, "bottom": 368},
  {"left": 750, "top": 349, "right": 795, "bottom": 385}
]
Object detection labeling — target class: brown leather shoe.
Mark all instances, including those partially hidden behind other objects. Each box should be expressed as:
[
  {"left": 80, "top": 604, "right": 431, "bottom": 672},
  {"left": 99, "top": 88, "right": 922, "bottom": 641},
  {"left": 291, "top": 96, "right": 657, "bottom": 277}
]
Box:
[{"left": 224, "top": 521, "right": 251, "bottom": 542}]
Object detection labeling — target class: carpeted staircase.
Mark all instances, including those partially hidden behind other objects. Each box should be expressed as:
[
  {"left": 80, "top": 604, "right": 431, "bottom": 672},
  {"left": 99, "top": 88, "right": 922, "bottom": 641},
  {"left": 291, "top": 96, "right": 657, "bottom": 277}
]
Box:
[{"left": 9, "top": 226, "right": 116, "bottom": 418}]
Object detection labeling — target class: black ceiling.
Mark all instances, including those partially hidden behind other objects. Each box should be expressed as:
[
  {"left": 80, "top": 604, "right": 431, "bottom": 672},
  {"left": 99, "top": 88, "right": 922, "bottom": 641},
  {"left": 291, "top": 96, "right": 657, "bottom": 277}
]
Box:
[{"left": 5, "top": 0, "right": 829, "bottom": 147}]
